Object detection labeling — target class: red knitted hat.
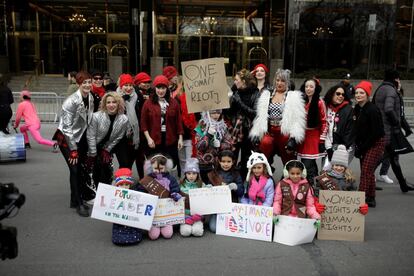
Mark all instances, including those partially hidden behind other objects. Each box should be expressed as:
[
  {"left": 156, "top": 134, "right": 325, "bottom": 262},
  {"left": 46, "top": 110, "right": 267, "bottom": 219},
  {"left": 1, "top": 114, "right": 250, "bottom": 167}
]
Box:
[
  {"left": 134, "top": 72, "right": 151, "bottom": 85},
  {"left": 253, "top": 63, "right": 269, "bottom": 74},
  {"left": 153, "top": 75, "right": 169, "bottom": 88},
  {"left": 119, "top": 74, "right": 134, "bottom": 88},
  {"left": 75, "top": 71, "right": 92, "bottom": 85},
  {"left": 355, "top": 80, "right": 373, "bottom": 96},
  {"left": 114, "top": 168, "right": 134, "bottom": 187},
  {"left": 162, "top": 66, "right": 178, "bottom": 80}
]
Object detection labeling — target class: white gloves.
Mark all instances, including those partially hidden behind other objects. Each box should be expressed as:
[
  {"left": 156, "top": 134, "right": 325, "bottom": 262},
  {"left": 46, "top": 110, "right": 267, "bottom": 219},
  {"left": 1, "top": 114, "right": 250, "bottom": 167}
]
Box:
[{"left": 228, "top": 183, "right": 238, "bottom": 191}]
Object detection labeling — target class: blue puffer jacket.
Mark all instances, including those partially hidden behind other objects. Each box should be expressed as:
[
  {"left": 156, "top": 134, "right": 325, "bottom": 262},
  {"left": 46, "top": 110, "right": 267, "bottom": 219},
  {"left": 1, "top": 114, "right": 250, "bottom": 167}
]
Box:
[{"left": 217, "top": 169, "right": 244, "bottom": 202}]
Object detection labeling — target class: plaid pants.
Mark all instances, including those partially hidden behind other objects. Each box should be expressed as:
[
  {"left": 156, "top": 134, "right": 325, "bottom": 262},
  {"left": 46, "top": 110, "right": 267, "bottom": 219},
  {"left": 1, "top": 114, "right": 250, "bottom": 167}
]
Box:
[{"left": 359, "top": 138, "right": 385, "bottom": 197}]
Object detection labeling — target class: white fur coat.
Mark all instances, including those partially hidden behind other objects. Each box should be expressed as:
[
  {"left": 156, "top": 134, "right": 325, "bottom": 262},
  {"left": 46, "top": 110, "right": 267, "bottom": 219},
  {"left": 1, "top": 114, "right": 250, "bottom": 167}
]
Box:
[{"left": 249, "top": 90, "right": 306, "bottom": 143}]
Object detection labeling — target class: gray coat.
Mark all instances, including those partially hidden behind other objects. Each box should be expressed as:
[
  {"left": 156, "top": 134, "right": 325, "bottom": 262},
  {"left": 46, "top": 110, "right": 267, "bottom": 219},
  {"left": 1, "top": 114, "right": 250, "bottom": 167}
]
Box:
[
  {"left": 373, "top": 81, "right": 400, "bottom": 142},
  {"left": 57, "top": 90, "right": 94, "bottom": 150},
  {"left": 86, "top": 111, "right": 129, "bottom": 156}
]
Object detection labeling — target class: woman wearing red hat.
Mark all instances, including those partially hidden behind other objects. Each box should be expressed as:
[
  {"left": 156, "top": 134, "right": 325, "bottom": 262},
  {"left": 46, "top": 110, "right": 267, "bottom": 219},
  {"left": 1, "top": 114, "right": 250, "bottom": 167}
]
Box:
[
  {"left": 252, "top": 63, "right": 271, "bottom": 94},
  {"left": 14, "top": 89, "right": 58, "bottom": 151},
  {"left": 113, "top": 74, "right": 141, "bottom": 172},
  {"left": 141, "top": 75, "right": 184, "bottom": 172},
  {"left": 352, "top": 80, "right": 385, "bottom": 207},
  {"left": 134, "top": 72, "right": 152, "bottom": 100}
]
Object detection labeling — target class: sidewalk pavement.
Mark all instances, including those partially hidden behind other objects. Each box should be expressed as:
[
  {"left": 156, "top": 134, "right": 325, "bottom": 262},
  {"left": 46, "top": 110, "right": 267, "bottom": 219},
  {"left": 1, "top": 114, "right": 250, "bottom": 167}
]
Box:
[{"left": 0, "top": 124, "right": 413, "bottom": 276}]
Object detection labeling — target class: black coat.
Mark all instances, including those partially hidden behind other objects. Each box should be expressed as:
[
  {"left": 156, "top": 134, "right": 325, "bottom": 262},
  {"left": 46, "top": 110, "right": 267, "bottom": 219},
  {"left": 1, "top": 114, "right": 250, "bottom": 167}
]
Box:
[
  {"left": 331, "top": 103, "right": 354, "bottom": 148},
  {"left": 226, "top": 84, "right": 259, "bottom": 129},
  {"left": 352, "top": 101, "right": 385, "bottom": 157}
]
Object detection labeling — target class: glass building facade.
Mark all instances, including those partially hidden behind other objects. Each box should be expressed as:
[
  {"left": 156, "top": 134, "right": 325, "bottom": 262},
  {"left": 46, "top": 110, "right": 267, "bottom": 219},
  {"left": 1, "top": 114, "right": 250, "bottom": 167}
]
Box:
[{"left": 0, "top": 0, "right": 413, "bottom": 79}]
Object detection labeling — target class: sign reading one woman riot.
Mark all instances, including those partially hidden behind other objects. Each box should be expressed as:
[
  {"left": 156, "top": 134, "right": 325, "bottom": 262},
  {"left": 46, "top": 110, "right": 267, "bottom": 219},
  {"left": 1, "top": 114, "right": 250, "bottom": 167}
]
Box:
[
  {"left": 181, "top": 58, "right": 230, "bottom": 113},
  {"left": 91, "top": 183, "right": 159, "bottom": 230},
  {"left": 318, "top": 190, "right": 365, "bottom": 242},
  {"left": 216, "top": 203, "right": 273, "bottom": 242}
]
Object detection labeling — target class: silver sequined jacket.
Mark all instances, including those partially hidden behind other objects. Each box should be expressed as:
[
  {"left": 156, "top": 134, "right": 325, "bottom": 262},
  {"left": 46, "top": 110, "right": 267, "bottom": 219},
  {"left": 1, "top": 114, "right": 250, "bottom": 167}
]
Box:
[
  {"left": 57, "top": 90, "right": 94, "bottom": 150},
  {"left": 87, "top": 111, "right": 129, "bottom": 156}
]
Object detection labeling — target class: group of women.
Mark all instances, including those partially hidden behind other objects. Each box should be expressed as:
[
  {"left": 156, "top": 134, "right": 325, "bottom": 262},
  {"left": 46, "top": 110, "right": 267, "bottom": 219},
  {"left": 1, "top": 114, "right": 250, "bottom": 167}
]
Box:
[{"left": 55, "top": 65, "right": 411, "bottom": 217}]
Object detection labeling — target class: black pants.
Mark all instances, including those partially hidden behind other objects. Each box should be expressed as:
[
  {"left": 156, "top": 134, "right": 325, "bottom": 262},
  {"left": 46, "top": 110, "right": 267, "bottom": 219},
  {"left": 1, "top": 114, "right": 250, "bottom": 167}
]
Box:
[
  {"left": 92, "top": 148, "right": 113, "bottom": 188},
  {"left": 0, "top": 106, "right": 12, "bottom": 132},
  {"left": 59, "top": 133, "right": 88, "bottom": 207},
  {"left": 114, "top": 136, "right": 146, "bottom": 179},
  {"left": 301, "top": 158, "right": 319, "bottom": 191},
  {"left": 381, "top": 144, "right": 407, "bottom": 188},
  {"left": 238, "top": 137, "right": 254, "bottom": 180}
]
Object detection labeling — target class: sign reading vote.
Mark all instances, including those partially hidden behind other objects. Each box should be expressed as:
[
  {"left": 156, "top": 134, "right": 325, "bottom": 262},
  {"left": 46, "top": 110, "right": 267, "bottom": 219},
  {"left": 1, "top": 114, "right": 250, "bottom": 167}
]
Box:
[
  {"left": 189, "top": 186, "right": 232, "bottom": 215},
  {"left": 91, "top": 183, "right": 159, "bottom": 231},
  {"left": 152, "top": 198, "right": 185, "bottom": 227},
  {"left": 273, "top": 215, "right": 317, "bottom": 246},
  {"left": 216, "top": 203, "right": 273, "bottom": 242},
  {"left": 318, "top": 190, "right": 365, "bottom": 242},
  {"left": 181, "top": 58, "right": 229, "bottom": 113}
]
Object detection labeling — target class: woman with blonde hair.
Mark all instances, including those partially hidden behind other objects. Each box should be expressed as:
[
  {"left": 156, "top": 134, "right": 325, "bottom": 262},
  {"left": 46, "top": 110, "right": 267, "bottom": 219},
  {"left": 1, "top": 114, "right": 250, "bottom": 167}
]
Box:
[{"left": 86, "top": 92, "right": 129, "bottom": 190}]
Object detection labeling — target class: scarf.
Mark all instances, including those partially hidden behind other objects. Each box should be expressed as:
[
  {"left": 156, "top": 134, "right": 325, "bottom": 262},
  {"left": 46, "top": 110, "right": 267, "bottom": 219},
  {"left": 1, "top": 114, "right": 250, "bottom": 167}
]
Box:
[
  {"left": 329, "top": 100, "right": 349, "bottom": 113},
  {"left": 154, "top": 173, "right": 171, "bottom": 191},
  {"left": 118, "top": 87, "right": 140, "bottom": 149},
  {"left": 92, "top": 85, "right": 105, "bottom": 98},
  {"left": 200, "top": 111, "right": 227, "bottom": 141},
  {"left": 327, "top": 169, "right": 344, "bottom": 180},
  {"left": 248, "top": 175, "right": 268, "bottom": 205}
]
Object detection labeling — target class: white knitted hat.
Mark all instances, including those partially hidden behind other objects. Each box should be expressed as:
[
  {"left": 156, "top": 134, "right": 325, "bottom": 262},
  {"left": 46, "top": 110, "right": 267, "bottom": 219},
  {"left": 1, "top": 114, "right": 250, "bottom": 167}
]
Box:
[{"left": 246, "top": 151, "right": 273, "bottom": 181}]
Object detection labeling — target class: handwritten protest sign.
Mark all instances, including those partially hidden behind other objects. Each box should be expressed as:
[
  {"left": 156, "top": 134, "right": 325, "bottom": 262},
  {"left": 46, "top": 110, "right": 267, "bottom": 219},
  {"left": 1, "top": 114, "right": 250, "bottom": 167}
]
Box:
[
  {"left": 181, "top": 58, "right": 229, "bottom": 113},
  {"left": 91, "top": 183, "right": 159, "bottom": 230},
  {"left": 318, "top": 190, "right": 365, "bottom": 241},
  {"left": 273, "top": 215, "right": 317, "bottom": 246},
  {"left": 216, "top": 203, "right": 273, "bottom": 242},
  {"left": 189, "top": 186, "right": 232, "bottom": 215},
  {"left": 152, "top": 198, "right": 185, "bottom": 227}
]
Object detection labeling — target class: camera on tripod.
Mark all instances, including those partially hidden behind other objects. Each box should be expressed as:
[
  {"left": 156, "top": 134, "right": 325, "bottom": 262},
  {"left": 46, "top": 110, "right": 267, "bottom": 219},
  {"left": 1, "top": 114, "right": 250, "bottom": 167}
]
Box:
[{"left": 0, "top": 182, "right": 25, "bottom": 260}]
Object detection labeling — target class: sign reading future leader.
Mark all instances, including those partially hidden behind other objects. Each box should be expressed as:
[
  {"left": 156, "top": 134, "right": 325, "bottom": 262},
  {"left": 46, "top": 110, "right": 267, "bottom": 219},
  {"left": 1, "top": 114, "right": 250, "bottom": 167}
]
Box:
[{"left": 181, "top": 58, "right": 230, "bottom": 113}]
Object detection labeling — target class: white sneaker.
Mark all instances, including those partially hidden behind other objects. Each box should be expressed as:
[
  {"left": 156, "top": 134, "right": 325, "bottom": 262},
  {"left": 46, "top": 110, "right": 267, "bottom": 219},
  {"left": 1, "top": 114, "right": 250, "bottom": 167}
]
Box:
[
  {"left": 379, "top": 175, "right": 394, "bottom": 184},
  {"left": 85, "top": 198, "right": 95, "bottom": 205}
]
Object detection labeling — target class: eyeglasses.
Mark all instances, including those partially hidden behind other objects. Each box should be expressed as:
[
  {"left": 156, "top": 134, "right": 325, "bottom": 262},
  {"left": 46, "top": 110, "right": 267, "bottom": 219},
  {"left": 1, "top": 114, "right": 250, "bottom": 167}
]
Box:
[
  {"left": 335, "top": 92, "right": 345, "bottom": 96},
  {"left": 93, "top": 77, "right": 103, "bottom": 80}
]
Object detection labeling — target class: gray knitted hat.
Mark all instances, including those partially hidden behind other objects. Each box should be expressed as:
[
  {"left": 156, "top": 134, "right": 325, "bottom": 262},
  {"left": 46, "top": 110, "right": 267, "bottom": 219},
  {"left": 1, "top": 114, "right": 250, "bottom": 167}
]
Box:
[
  {"left": 331, "top": 145, "right": 349, "bottom": 167},
  {"left": 184, "top": 158, "right": 200, "bottom": 174}
]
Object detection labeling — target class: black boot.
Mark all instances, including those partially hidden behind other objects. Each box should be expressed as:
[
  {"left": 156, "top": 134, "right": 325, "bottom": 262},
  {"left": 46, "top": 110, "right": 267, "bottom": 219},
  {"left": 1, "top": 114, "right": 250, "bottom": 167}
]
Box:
[
  {"left": 366, "top": 196, "right": 376, "bottom": 208},
  {"left": 25, "top": 143, "right": 31, "bottom": 149},
  {"left": 76, "top": 204, "right": 90, "bottom": 217},
  {"left": 400, "top": 183, "right": 414, "bottom": 193}
]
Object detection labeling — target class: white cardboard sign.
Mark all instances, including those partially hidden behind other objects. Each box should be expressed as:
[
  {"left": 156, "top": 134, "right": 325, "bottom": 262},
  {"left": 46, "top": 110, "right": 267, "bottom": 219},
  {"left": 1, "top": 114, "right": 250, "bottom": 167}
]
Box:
[
  {"left": 273, "top": 215, "right": 317, "bottom": 246},
  {"left": 152, "top": 198, "right": 185, "bottom": 227},
  {"left": 189, "top": 186, "right": 232, "bottom": 215},
  {"left": 216, "top": 203, "right": 273, "bottom": 242},
  {"left": 91, "top": 183, "right": 159, "bottom": 230}
]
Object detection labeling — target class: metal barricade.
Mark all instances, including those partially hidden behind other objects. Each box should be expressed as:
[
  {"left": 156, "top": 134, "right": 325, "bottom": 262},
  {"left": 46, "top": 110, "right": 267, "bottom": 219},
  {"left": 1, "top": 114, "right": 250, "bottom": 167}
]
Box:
[
  {"left": 404, "top": 97, "right": 414, "bottom": 127},
  {"left": 11, "top": 92, "right": 61, "bottom": 123}
]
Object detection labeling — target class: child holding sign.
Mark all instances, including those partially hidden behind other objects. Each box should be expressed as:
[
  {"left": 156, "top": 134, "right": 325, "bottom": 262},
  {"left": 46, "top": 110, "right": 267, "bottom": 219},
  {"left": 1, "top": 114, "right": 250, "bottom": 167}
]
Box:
[
  {"left": 240, "top": 152, "right": 275, "bottom": 207},
  {"left": 314, "top": 145, "right": 369, "bottom": 215},
  {"left": 273, "top": 160, "right": 320, "bottom": 220},
  {"left": 111, "top": 168, "right": 144, "bottom": 246},
  {"left": 179, "top": 158, "right": 204, "bottom": 237},
  {"left": 207, "top": 150, "right": 244, "bottom": 232},
  {"left": 144, "top": 154, "right": 182, "bottom": 240},
  {"left": 195, "top": 110, "right": 233, "bottom": 184}
]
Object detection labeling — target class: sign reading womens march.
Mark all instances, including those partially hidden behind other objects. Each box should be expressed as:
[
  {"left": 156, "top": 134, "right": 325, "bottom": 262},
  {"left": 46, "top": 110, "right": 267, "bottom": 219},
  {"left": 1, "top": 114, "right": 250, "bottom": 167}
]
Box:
[
  {"left": 189, "top": 186, "right": 232, "bottom": 215},
  {"left": 91, "top": 183, "right": 159, "bottom": 230},
  {"left": 181, "top": 58, "right": 230, "bottom": 113},
  {"left": 318, "top": 190, "right": 365, "bottom": 241},
  {"left": 273, "top": 215, "right": 317, "bottom": 246},
  {"left": 216, "top": 203, "right": 273, "bottom": 242},
  {"left": 152, "top": 198, "right": 185, "bottom": 227}
]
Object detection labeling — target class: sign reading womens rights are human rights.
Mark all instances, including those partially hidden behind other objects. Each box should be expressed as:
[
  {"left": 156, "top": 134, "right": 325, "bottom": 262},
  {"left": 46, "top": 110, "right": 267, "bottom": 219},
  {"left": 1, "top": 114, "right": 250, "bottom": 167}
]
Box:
[
  {"left": 181, "top": 58, "right": 230, "bottom": 113},
  {"left": 318, "top": 190, "right": 365, "bottom": 241},
  {"left": 91, "top": 183, "right": 159, "bottom": 230},
  {"left": 216, "top": 203, "right": 273, "bottom": 242}
]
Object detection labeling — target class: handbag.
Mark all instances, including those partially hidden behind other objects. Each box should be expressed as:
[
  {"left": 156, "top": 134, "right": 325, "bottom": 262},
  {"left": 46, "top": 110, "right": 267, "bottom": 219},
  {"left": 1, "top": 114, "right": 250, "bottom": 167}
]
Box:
[{"left": 391, "top": 130, "right": 414, "bottom": 155}]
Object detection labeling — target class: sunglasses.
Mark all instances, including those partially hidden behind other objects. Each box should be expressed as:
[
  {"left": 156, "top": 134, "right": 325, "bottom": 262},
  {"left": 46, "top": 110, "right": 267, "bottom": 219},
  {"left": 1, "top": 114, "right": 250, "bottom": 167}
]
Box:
[
  {"left": 93, "top": 77, "right": 103, "bottom": 80},
  {"left": 335, "top": 92, "right": 345, "bottom": 96}
]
